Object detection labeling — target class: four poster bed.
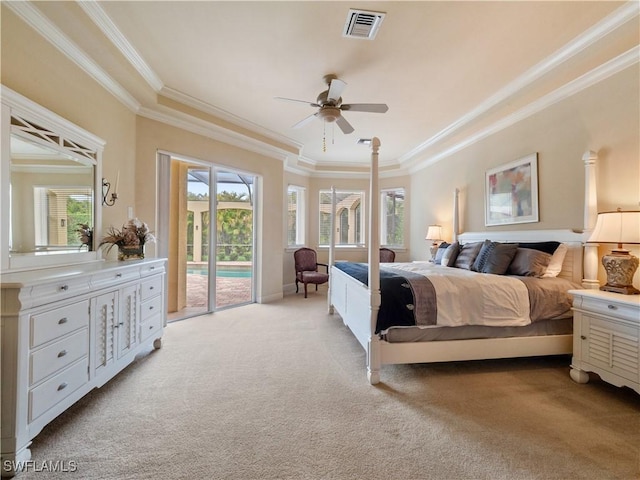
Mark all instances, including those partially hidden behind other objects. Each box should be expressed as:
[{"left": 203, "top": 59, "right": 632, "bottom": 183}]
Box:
[{"left": 328, "top": 139, "right": 600, "bottom": 384}]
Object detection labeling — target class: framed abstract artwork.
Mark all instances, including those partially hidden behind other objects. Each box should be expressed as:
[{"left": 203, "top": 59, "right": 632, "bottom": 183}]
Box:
[{"left": 485, "top": 153, "right": 539, "bottom": 226}]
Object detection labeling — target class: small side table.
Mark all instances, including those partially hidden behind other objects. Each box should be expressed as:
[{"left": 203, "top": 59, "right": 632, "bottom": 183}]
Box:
[{"left": 569, "top": 289, "right": 640, "bottom": 394}]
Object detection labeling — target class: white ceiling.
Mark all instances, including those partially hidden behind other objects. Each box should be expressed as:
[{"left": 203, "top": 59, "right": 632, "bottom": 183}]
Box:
[{"left": 15, "top": 1, "right": 640, "bottom": 174}]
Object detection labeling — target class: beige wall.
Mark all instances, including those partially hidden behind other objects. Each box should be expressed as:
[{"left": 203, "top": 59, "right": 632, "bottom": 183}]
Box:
[{"left": 409, "top": 65, "right": 640, "bottom": 286}]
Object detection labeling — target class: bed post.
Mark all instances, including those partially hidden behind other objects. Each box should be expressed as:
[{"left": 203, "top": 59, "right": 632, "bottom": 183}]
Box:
[
  {"left": 452, "top": 188, "right": 460, "bottom": 242},
  {"left": 367, "top": 137, "right": 382, "bottom": 385},
  {"left": 328, "top": 186, "right": 336, "bottom": 313},
  {"left": 582, "top": 150, "right": 599, "bottom": 289}
]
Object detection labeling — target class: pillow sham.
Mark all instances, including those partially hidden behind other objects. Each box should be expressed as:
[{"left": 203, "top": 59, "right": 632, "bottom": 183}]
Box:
[
  {"left": 454, "top": 242, "right": 483, "bottom": 270},
  {"left": 441, "top": 242, "right": 460, "bottom": 267},
  {"left": 471, "top": 240, "right": 493, "bottom": 272},
  {"left": 481, "top": 242, "right": 519, "bottom": 275},
  {"left": 516, "top": 241, "right": 561, "bottom": 255},
  {"left": 507, "top": 248, "right": 551, "bottom": 277},
  {"left": 433, "top": 242, "right": 450, "bottom": 265},
  {"left": 542, "top": 243, "right": 568, "bottom": 277}
]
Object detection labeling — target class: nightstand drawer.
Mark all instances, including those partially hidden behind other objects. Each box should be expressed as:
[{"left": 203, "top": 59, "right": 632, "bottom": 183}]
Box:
[
  {"left": 578, "top": 296, "right": 639, "bottom": 323},
  {"left": 140, "top": 295, "right": 162, "bottom": 322},
  {"left": 30, "top": 328, "right": 89, "bottom": 385},
  {"left": 30, "top": 300, "right": 90, "bottom": 348}
]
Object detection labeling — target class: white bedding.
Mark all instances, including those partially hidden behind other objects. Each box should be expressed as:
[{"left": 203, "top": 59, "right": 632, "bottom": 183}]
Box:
[{"left": 386, "top": 262, "right": 531, "bottom": 328}]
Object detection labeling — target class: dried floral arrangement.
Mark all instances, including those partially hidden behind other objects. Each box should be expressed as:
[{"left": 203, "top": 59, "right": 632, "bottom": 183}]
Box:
[
  {"left": 76, "top": 223, "right": 93, "bottom": 251},
  {"left": 99, "top": 218, "right": 156, "bottom": 255}
]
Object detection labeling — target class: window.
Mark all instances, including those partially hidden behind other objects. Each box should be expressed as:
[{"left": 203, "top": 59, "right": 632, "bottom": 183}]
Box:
[
  {"left": 381, "top": 188, "right": 404, "bottom": 247},
  {"left": 287, "top": 185, "right": 305, "bottom": 247},
  {"left": 319, "top": 190, "right": 364, "bottom": 246}
]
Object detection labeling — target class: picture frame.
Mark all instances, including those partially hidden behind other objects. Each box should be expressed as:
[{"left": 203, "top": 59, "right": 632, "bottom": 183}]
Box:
[{"left": 485, "top": 153, "right": 539, "bottom": 226}]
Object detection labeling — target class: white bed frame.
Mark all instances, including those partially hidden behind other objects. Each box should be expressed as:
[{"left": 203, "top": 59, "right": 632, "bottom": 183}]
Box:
[{"left": 328, "top": 140, "right": 600, "bottom": 384}]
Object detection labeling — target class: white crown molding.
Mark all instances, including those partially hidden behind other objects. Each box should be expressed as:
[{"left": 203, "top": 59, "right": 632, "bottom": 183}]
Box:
[
  {"left": 138, "top": 106, "right": 293, "bottom": 164},
  {"left": 77, "top": 1, "right": 164, "bottom": 92},
  {"left": 399, "top": 0, "right": 640, "bottom": 166},
  {"left": 408, "top": 45, "right": 640, "bottom": 174},
  {"left": 5, "top": 1, "right": 141, "bottom": 113},
  {"left": 160, "top": 87, "right": 304, "bottom": 153}
]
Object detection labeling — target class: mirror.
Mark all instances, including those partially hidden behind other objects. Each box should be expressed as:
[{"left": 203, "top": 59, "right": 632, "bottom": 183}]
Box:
[{"left": 10, "top": 135, "right": 95, "bottom": 255}]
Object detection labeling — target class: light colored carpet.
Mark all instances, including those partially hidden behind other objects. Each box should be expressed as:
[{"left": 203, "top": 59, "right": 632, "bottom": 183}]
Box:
[{"left": 19, "top": 291, "right": 640, "bottom": 480}]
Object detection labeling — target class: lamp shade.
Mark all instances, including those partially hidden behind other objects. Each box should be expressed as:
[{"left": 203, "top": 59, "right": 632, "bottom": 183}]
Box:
[
  {"left": 587, "top": 210, "right": 640, "bottom": 246},
  {"left": 425, "top": 225, "right": 443, "bottom": 241}
]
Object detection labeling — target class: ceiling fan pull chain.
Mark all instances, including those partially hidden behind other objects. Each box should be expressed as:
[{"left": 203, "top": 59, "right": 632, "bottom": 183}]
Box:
[{"left": 323, "top": 121, "right": 326, "bottom": 152}]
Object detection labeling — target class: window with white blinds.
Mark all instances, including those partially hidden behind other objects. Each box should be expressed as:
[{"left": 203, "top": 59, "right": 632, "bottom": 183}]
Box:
[
  {"left": 33, "top": 187, "right": 93, "bottom": 247},
  {"left": 381, "top": 188, "right": 405, "bottom": 247},
  {"left": 287, "top": 185, "right": 306, "bottom": 247}
]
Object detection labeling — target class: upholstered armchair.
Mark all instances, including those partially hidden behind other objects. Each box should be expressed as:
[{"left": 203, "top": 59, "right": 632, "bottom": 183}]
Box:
[
  {"left": 294, "top": 248, "right": 329, "bottom": 298},
  {"left": 380, "top": 248, "right": 396, "bottom": 262}
]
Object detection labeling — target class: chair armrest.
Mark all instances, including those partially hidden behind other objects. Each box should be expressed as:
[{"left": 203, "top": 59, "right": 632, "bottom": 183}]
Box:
[{"left": 317, "top": 262, "right": 329, "bottom": 273}]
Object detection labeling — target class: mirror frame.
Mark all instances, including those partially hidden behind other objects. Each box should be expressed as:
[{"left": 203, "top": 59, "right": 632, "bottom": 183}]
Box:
[{"left": 1, "top": 85, "right": 104, "bottom": 272}]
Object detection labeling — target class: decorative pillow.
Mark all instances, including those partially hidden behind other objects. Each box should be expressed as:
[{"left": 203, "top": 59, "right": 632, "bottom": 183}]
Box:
[
  {"left": 516, "top": 241, "right": 561, "bottom": 255},
  {"left": 507, "top": 248, "right": 551, "bottom": 277},
  {"left": 454, "top": 242, "right": 483, "bottom": 270},
  {"left": 433, "top": 242, "right": 450, "bottom": 265},
  {"left": 441, "top": 242, "right": 460, "bottom": 267},
  {"left": 481, "top": 242, "right": 519, "bottom": 275},
  {"left": 542, "top": 243, "right": 568, "bottom": 277},
  {"left": 471, "top": 240, "right": 493, "bottom": 272}
]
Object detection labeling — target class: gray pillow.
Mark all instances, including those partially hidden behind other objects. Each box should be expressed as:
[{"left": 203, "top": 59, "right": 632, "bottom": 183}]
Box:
[
  {"left": 454, "top": 242, "right": 483, "bottom": 270},
  {"left": 507, "top": 248, "right": 552, "bottom": 277},
  {"left": 471, "top": 240, "right": 493, "bottom": 272},
  {"left": 433, "top": 242, "right": 450, "bottom": 265},
  {"left": 441, "top": 242, "right": 460, "bottom": 267},
  {"left": 482, "top": 242, "right": 519, "bottom": 275}
]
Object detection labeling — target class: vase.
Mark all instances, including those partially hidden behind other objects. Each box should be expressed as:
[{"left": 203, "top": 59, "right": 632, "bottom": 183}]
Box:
[{"left": 118, "top": 245, "right": 144, "bottom": 261}]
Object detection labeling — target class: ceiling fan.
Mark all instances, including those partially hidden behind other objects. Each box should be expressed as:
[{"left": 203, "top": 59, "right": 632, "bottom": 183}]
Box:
[{"left": 275, "top": 74, "right": 388, "bottom": 134}]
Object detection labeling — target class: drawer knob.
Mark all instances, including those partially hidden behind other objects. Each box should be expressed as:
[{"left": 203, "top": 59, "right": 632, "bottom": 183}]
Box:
[
  {"left": 57, "top": 382, "right": 68, "bottom": 391},
  {"left": 149, "top": 286, "right": 155, "bottom": 290},
  {"left": 58, "top": 317, "right": 68, "bottom": 325},
  {"left": 57, "top": 350, "right": 68, "bottom": 358},
  {"left": 581, "top": 335, "right": 587, "bottom": 340},
  {"left": 60, "top": 285, "right": 69, "bottom": 291},
  {"left": 149, "top": 325, "right": 154, "bottom": 330},
  {"left": 150, "top": 266, "right": 155, "bottom": 270},
  {"left": 149, "top": 306, "right": 154, "bottom": 310},
  {"left": 607, "top": 304, "right": 617, "bottom": 310},
  {"left": 116, "top": 273, "right": 122, "bottom": 278}
]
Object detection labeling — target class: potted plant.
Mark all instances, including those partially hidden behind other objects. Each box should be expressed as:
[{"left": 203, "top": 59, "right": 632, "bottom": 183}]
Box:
[{"left": 99, "top": 218, "right": 155, "bottom": 260}]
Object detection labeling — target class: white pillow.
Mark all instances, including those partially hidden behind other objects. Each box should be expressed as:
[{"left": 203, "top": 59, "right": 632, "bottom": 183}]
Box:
[{"left": 542, "top": 243, "right": 567, "bottom": 277}]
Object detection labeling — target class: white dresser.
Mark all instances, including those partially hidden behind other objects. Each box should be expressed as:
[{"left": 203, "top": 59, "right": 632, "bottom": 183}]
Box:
[
  {"left": 1, "top": 259, "right": 166, "bottom": 477},
  {"left": 569, "top": 289, "right": 640, "bottom": 395}
]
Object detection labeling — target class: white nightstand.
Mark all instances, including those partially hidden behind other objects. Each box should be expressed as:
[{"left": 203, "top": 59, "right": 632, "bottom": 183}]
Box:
[{"left": 569, "top": 289, "right": 640, "bottom": 394}]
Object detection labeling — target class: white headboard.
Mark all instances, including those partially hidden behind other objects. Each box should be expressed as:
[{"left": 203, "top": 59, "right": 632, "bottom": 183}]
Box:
[{"left": 457, "top": 229, "right": 586, "bottom": 285}]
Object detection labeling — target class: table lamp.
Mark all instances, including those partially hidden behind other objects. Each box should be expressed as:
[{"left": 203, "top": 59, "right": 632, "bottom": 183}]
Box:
[
  {"left": 425, "top": 225, "right": 443, "bottom": 260},
  {"left": 587, "top": 209, "right": 640, "bottom": 294}
]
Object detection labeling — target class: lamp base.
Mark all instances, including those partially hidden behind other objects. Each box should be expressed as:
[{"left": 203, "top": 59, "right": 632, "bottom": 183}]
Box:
[
  {"left": 601, "top": 250, "right": 639, "bottom": 295},
  {"left": 429, "top": 243, "right": 439, "bottom": 261}
]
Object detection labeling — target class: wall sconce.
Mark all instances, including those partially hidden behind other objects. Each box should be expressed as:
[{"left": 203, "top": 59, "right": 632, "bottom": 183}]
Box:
[
  {"left": 587, "top": 208, "right": 640, "bottom": 295},
  {"left": 425, "top": 224, "right": 443, "bottom": 260},
  {"left": 102, "top": 171, "right": 119, "bottom": 207}
]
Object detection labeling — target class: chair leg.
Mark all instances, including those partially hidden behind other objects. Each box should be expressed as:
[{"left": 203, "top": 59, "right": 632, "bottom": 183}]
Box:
[
  {"left": 315, "top": 284, "right": 318, "bottom": 291},
  {"left": 304, "top": 283, "right": 308, "bottom": 298},
  {"left": 295, "top": 279, "right": 299, "bottom": 293}
]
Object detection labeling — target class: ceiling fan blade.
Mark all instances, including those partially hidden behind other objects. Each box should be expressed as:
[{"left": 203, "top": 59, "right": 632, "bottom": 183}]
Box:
[
  {"left": 292, "top": 113, "right": 319, "bottom": 129},
  {"left": 341, "top": 103, "right": 389, "bottom": 113},
  {"left": 335, "top": 115, "right": 354, "bottom": 134},
  {"left": 274, "top": 96, "right": 320, "bottom": 107},
  {"left": 327, "top": 79, "right": 347, "bottom": 103}
]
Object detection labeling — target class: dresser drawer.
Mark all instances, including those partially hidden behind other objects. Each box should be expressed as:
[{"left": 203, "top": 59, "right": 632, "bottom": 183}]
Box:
[
  {"left": 29, "top": 358, "right": 89, "bottom": 422},
  {"left": 140, "top": 262, "right": 164, "bottom": 277},
  {"left": 578, "top": 296, "right": 639, "bottom": 323},
  {"left": 29, "top": 277, "right": 91, "bottom": 305},
  {"left": 91, "top": 268, "right": 140, "bottom": 289},
  {"left": 141, "top": 276, "right": 162, "bottom": 302},
  {"left": 30, "top": 300, "right": 90, "bottom": 348},
  {"left": 30, "top": 328, "right": 89, "bottom": 386},
  {"left": 140, "top": 295, "right": 162, "bottom": 322},
  {"left": 140, "top": 313, "right": 163, "bottom": 343}
]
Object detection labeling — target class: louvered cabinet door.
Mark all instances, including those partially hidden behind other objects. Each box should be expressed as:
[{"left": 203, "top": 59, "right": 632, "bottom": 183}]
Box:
[
  {"left": 569, "top": 289, "right": 640, "bottom": 394},
  {"left": 92, "top": 291, "right": 118, "bottom": 377}
]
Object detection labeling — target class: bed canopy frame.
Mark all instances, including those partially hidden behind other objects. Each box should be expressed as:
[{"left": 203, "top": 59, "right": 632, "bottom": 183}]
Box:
[{"left": 328, "top": 139, "right": 600, "bottom": 384}]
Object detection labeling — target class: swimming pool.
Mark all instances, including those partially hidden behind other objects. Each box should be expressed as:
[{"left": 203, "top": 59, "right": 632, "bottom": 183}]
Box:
[{"left": 187, "top": 265, "right": 252, "bottom": 278}]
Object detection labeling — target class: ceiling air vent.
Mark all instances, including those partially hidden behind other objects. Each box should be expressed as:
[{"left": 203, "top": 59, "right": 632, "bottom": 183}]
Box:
[{"left": 343, "top": 9, "right": 385, "bottom": 40}]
